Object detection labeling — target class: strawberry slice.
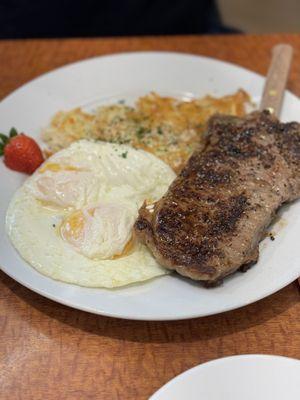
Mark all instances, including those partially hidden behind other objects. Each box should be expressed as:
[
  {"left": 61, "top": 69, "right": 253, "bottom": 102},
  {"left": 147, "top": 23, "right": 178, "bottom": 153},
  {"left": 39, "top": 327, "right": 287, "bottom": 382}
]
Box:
[{"left": 0, "top": 128, "right": 44, "bottom": 174}]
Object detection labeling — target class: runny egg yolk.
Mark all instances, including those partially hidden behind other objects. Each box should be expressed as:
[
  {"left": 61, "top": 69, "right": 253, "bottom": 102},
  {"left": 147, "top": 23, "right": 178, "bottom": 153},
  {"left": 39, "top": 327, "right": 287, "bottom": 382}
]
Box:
[
  {"left": 61, "top": 209, "right": 86, "bottom": 243},
  {"left": 39, "top": 163, "right": 81, "bottom": 173},
  {"left": 60, "top": 204, "right": 136, "bottom": 260},
  {"left": 112, "top": 235, "right": 135, "bottom": 259}
]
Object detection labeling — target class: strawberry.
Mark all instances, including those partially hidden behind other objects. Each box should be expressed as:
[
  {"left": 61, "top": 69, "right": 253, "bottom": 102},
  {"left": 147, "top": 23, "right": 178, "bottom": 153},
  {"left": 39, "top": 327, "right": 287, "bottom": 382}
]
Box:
[{"left": 0, "top": 128, "right": 44, "bottom": 174}]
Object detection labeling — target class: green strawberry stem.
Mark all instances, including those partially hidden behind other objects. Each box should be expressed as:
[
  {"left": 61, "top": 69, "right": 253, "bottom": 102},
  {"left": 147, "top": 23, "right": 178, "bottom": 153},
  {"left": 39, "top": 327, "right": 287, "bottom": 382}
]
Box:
[
  {"left": 0, "top": 133, "right": 8, "bottom": 144},
  {"left": 9, "top": 127, "right": 18, "bottom": 137},
  {"left": 0, "top": 127, "right": 18, "bottom": 156}
]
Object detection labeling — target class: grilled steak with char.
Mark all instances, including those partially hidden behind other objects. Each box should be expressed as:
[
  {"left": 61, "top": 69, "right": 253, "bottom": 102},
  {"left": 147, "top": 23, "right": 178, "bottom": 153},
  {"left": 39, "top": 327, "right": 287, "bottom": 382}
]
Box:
[{"left": 134, "top": 111, "right": 300, "bottom": 284}]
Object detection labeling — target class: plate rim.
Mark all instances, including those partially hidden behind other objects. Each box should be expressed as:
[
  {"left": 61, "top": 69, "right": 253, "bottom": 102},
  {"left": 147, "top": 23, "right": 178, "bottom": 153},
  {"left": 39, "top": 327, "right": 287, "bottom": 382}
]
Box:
[
  {"left": 2, "top": 50, "right": 298, "bottom": 106},
  {"left": 149, "top": 354, "right": 300, "bottom": 399},
  {"left": 1, "top": 259, "right": 300, "bottom": 321}
]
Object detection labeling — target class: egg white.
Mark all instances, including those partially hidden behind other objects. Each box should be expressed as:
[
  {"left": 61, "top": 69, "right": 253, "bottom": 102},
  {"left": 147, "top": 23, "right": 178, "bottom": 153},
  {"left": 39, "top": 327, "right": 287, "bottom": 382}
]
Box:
[{"left": 6, "top": 140, "right": 176, "bottom": 288}]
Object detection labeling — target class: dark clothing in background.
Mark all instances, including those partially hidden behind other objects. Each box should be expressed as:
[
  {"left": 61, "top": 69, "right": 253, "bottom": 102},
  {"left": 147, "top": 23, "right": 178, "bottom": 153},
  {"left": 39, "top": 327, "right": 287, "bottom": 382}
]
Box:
[{"left": 0, "top": 0, "right": 235, "bottom": 39}]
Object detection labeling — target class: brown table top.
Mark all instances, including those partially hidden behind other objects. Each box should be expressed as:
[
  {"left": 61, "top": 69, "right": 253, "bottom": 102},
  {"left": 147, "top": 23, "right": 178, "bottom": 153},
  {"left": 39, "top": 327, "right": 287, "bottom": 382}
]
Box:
[{"left": 0, "top": 34, "right": 300, "bottom": 400}]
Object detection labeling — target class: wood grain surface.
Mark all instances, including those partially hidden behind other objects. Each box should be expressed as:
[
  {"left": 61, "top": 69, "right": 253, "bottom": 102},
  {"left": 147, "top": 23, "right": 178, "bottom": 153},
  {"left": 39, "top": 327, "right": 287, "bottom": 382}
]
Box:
[{"left": 1, "top": 34, "right": 300, "bottom": 400}]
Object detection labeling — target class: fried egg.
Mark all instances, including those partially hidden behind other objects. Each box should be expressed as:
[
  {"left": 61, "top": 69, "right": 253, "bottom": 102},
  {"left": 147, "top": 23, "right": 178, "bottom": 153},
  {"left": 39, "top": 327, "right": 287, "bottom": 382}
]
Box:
[{"left": 6, "top": 140, "right": 176, "bottom": 288}]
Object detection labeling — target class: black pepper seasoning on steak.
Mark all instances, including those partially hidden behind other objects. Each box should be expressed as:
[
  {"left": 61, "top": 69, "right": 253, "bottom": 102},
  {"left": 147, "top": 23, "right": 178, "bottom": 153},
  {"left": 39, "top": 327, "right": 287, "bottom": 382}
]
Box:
[{"left": 135, "top": 111, "right": 300, "bottom": 284}]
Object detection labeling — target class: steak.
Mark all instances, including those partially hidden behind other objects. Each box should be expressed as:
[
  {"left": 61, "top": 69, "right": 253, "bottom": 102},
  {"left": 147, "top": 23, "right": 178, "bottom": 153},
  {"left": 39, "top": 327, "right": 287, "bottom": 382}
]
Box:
[{"left": 134, "top": 110, "right": 300, "bottom": 284}]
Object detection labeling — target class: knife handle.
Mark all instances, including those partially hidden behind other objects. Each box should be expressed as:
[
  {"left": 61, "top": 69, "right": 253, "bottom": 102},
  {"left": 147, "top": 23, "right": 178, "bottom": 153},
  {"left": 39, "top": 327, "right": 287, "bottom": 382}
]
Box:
[{"left": 259, "top": 44, "right": 293, "bottom": 117}]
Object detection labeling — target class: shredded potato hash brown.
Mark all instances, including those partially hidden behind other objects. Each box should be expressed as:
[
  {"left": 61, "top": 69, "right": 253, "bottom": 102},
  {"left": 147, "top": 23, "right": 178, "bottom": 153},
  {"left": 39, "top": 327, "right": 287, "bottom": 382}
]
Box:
[{"left": 42, "top": 90, "right": 251, "bottom": 172}]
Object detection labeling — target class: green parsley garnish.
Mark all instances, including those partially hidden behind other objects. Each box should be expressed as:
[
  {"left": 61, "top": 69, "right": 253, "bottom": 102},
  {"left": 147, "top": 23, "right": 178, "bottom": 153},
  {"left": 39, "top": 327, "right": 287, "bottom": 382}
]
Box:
[
  {"left": 136, "top": 127, "right": 145, "bottom": 139},
  {"left": 121, "top": 151, "right": 128, "bottom": 159}
]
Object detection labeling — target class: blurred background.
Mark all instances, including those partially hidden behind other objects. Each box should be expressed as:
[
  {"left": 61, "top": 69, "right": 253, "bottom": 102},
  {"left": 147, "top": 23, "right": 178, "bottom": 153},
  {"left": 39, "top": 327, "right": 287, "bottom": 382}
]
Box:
[
  {"left": 0, "top": 0, "right": 299, "bottom": 39},
  {"left": 218, "top": 0, "right": 300, "bottom": 34}
]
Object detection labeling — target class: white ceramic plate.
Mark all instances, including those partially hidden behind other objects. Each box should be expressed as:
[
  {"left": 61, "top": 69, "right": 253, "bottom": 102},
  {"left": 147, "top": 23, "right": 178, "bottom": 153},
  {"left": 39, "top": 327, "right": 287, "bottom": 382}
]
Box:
[
  {"left": 0, "top": 52, "right": 300, "bottom": 321},
  {"left": 150, "top": 355, "right": 300, "bottom": 400}
]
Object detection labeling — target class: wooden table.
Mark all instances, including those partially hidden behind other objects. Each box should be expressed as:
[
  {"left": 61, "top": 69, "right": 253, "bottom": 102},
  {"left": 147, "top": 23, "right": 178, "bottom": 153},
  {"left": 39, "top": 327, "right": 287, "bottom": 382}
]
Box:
[{"left": 1, "top": 34, "right": 300, "bottom": 400}]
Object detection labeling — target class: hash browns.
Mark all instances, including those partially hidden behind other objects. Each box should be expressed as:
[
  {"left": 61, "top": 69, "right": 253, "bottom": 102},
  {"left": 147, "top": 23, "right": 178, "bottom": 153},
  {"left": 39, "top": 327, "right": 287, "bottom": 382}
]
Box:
[{"left": 42, "top": 90, "right": 251, "bottom": 172}]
